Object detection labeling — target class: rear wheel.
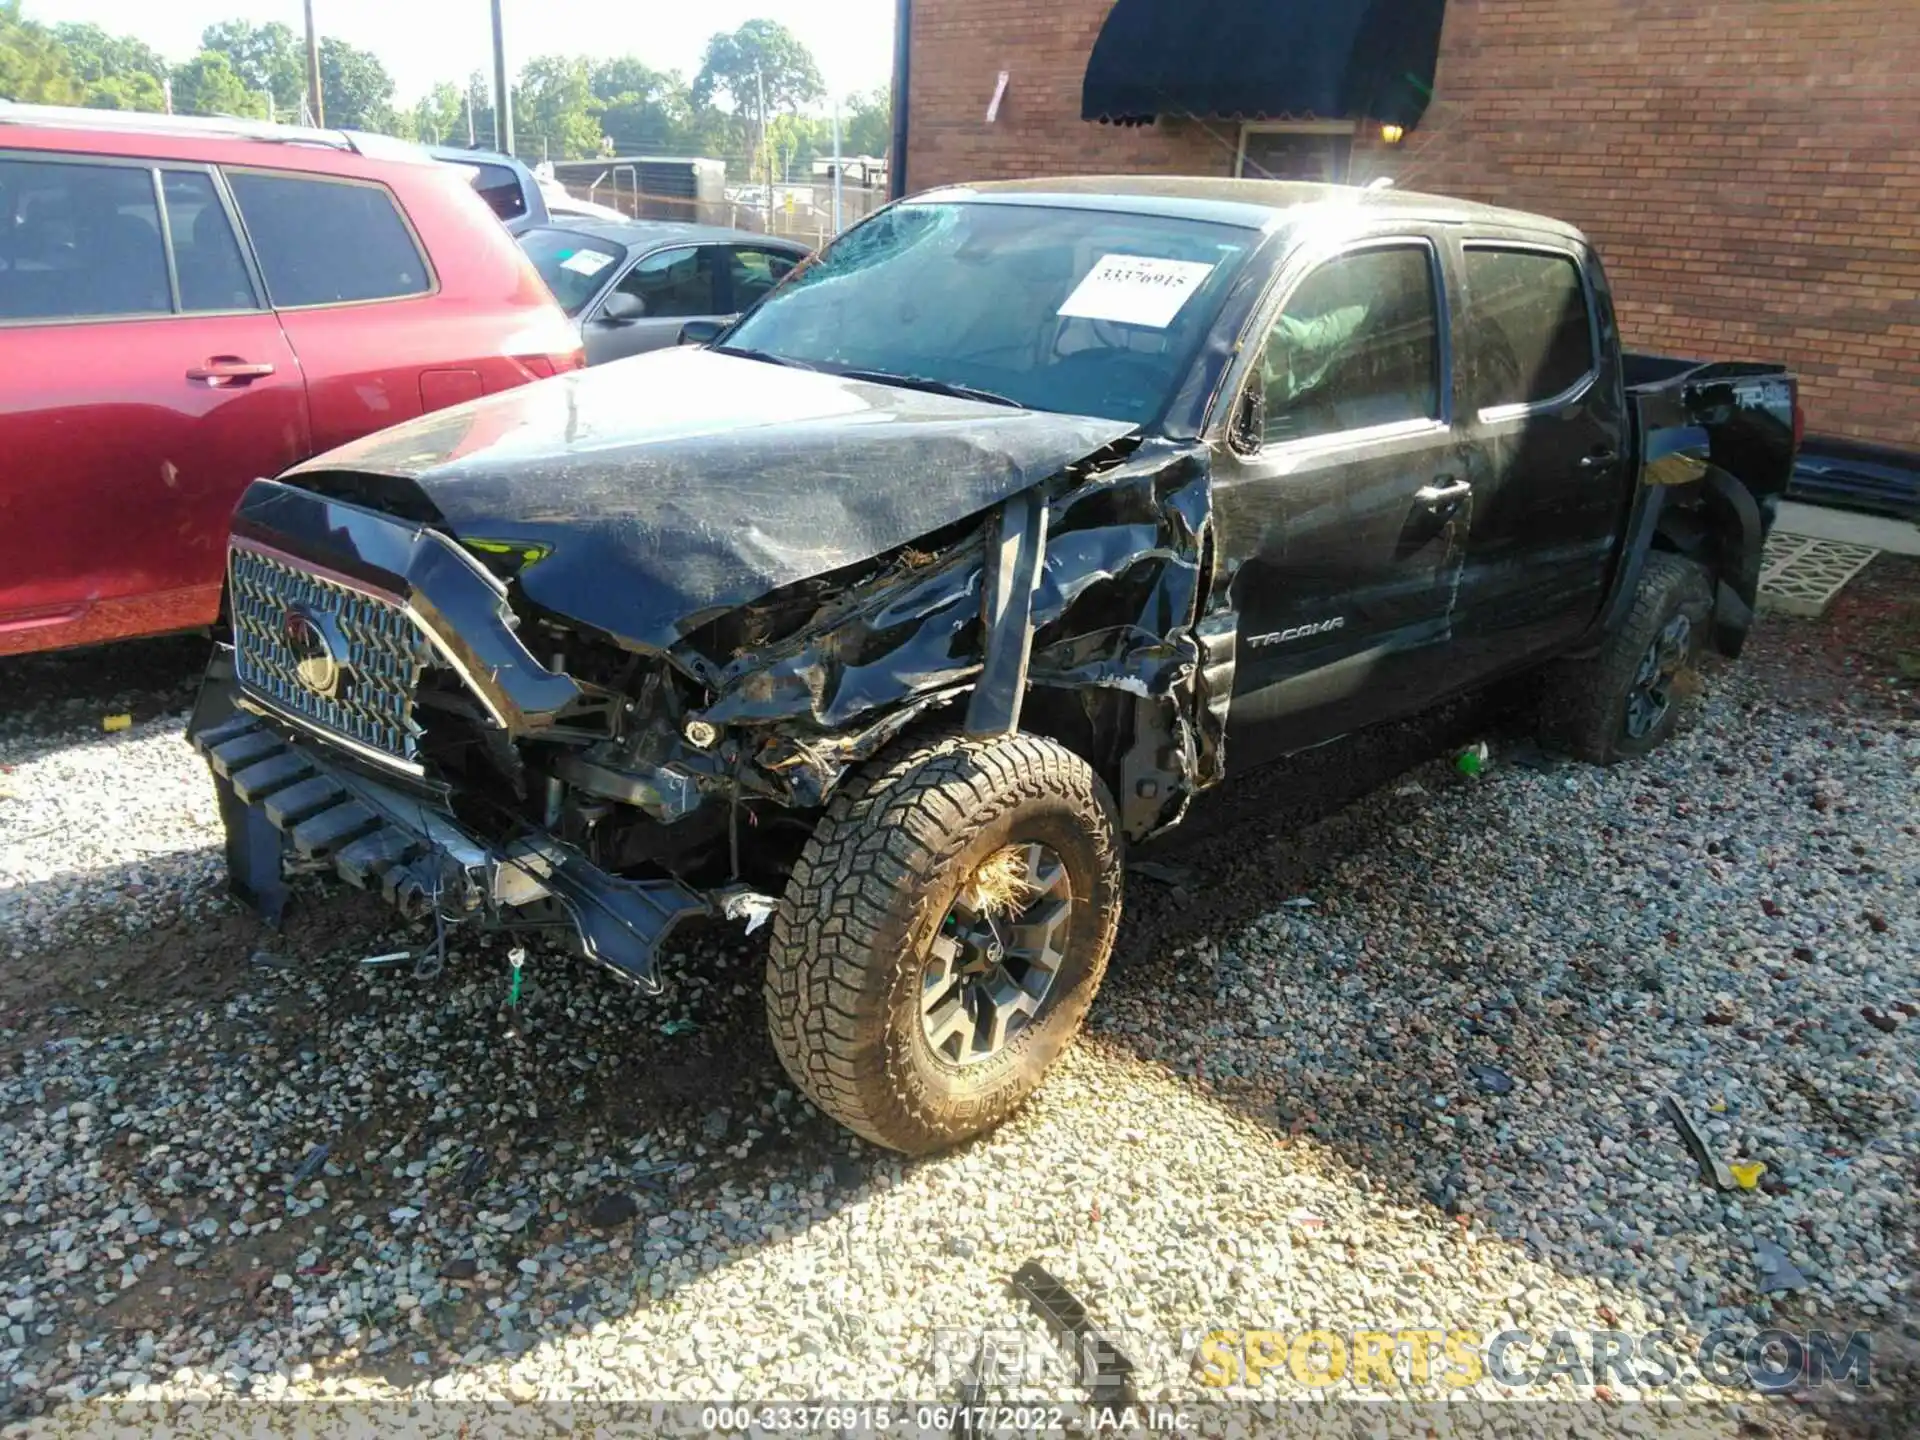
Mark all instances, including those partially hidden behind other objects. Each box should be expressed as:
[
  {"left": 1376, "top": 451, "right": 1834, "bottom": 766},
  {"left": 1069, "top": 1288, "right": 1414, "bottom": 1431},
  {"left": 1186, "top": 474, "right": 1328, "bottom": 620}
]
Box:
[
  {"left": 1545, "top": 552, "right": 1713, "bottom": 763},
  {"left": 765, "top": 730, "right": 1123, "bottom": 1154}
]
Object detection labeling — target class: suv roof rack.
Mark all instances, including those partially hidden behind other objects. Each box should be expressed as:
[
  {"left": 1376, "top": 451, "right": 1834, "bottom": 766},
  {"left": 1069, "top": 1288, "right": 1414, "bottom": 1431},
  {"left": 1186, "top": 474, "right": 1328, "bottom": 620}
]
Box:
[{"left": 0, "top": 102, "right": 428, "bottom": 163}]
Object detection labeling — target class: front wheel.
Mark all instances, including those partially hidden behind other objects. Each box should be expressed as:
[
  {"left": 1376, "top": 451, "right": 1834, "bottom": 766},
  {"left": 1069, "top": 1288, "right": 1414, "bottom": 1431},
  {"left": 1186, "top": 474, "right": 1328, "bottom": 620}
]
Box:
[{"left": 765, "top": 731, "right": 1123, "bottom": 1154}]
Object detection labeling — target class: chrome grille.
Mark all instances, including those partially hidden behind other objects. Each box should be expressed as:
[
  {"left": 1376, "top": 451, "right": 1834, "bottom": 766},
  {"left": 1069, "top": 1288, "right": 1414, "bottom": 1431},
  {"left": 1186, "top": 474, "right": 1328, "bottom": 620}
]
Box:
[{"left": 230, "top": 544, "right": 435, "bottom": 767}]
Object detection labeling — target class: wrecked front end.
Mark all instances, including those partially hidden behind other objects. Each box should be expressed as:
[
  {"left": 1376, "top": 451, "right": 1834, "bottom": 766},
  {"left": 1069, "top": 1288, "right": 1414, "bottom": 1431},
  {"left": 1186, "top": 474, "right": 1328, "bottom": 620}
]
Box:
[{"left": 189, "top": 425, "right": 1228, "bottom": 991}]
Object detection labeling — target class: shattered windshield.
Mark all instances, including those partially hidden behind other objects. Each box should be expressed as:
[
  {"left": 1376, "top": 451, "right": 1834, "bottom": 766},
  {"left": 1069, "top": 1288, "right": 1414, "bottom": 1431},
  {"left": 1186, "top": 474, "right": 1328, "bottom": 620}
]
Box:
[{"left": 720, "top": 201, "right": 1256, "bottom": 425}]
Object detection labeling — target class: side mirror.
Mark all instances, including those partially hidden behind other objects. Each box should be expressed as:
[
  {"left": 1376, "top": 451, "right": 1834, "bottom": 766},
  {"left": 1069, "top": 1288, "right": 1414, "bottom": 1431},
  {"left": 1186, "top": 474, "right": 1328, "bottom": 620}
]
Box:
[
  {"left": 678, "top": 319, "right": 726, "bottom": 347},
  {"left": 599, "top": 290, "right": 646, "bottom": 323}
]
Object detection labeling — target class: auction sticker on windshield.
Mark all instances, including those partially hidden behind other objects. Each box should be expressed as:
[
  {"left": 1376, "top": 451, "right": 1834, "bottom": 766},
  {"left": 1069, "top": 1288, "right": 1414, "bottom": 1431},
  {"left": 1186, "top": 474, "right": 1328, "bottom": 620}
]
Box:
[
  {"left": 560, "top": 249, "right": 617, "bottom": 277},
  {"left": 1058, "top": 254, "right": 1217, "bottom": 328}
]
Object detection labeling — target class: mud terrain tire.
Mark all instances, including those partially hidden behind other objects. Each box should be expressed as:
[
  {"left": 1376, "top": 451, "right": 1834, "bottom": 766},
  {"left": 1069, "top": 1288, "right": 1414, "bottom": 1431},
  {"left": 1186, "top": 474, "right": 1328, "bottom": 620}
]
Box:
[
  {"left": 766, "top": 731, "right": 1123, "bottom": 1154},
  {"left": 1546, "top": 552, "right": 1713, "bottom": 764}
]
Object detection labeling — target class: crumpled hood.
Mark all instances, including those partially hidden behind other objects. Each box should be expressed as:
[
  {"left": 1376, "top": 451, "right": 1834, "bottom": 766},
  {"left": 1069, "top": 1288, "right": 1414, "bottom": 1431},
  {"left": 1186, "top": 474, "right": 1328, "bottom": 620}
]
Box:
[{"left": 287, "top": 348, "right": 1136, "bottom": 650}]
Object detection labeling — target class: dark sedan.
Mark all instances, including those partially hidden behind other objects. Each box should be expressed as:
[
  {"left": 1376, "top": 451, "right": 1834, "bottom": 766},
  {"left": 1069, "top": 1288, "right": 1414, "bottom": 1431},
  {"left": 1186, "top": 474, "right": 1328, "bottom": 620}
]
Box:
[{"left": 517, "top": 220, "right": 810, "bottom": 364}]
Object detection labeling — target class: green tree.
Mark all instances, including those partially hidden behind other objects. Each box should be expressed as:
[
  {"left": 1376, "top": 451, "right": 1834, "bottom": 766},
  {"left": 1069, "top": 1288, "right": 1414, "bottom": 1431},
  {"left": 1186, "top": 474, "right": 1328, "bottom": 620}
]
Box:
[
  {"left": 841, "top": 87, "right": 891, "bottom": 158},
  {"left": 0, "top": 0, "right": 80, "bottom": 105},
  {"left": 405, "top": 80, "right": 465, "bottom": 145},
  {"left": 464, "top": 70, "right": 497, "bottom": 150},
  {"left": 317, "top": 36, "right": 395, "bottom": 130},
  {"left": 692, "top": 20, "right": 824, "bottom": 116},
  {"left": 199, "top": 19, "right": 303, "bottom": 116},
  {"left": 53, "top": 22, "right": 165, "bottom": 111},
  {"left": 589, "top": 57, "right": 694, "bottom": 154},
  {"left": 514, "top": 54, "right": 601, "bottom": 160},
  {"left": 170, "top": 50, "right": 267, "bottom": 119}
]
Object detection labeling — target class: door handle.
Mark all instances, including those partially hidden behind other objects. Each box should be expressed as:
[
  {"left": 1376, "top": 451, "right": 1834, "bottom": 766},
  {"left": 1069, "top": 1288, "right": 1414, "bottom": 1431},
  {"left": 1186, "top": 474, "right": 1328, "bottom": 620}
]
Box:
[
  {"left": 1578, "top": 449, "right": 1620, "bottom": 470},
  {"left": 1416, "top": 477, "right": 1472, "bottom": 506},
  {"left": 187, "top": 357, "right": 276, "bottom": 386}
]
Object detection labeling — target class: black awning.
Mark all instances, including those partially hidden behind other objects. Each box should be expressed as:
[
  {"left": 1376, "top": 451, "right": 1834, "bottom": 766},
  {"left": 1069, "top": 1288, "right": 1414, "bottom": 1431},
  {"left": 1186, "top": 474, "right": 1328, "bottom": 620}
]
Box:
[{"left": 1082, "top": 0, "right": 1447, "bottom": 128}]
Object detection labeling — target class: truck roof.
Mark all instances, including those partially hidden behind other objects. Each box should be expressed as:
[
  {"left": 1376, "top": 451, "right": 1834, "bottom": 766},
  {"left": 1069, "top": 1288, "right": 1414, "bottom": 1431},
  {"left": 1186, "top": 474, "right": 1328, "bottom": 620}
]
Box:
[{"left": 918, "top": 175, "right": 1585, "bottom": 241}]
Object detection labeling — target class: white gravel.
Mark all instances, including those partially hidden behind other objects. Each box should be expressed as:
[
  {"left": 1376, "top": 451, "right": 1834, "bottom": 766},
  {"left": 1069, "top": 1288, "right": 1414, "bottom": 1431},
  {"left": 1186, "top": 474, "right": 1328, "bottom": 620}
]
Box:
[{"left": 0, "top": 628, "right": 1913, "bottom": 1436}]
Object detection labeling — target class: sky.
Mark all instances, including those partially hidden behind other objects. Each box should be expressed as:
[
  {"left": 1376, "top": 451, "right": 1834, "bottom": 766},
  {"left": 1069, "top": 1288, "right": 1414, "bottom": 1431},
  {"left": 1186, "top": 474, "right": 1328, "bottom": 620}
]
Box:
[{"left": 33, "top": 0, "right": 897, "bottom": 107}]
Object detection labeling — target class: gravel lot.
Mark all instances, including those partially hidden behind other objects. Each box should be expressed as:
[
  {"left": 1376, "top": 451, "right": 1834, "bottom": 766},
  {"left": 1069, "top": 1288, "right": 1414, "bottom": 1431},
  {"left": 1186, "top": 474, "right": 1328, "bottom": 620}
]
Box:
[{"left": 0, "top": 562, "right": 1914, "bottom": 1436}]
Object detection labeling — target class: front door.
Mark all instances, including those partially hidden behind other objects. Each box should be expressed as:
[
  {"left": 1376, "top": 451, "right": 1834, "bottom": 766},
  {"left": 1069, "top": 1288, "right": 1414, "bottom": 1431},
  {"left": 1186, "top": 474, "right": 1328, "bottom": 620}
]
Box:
[
  {"left": 583, "top": 244, "right": 724, "bottom": 362},
  {"left": 0, "top": 155, "right": 307, "bottom": 654},
  {"left": 1212, "top": 237, "right": 1474, "bottom": 768}
]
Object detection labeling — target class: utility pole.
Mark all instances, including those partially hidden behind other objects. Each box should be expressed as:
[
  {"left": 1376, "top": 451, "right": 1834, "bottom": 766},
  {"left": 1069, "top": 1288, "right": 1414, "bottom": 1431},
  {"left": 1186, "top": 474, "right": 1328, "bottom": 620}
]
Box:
[
  {"left": 303, "top": 0, "right": 324, "bottom": 127},
  {"left": 831, "top": 94, "right": 843, "bottom": 234},
  {"left": 162, "top": 76, "right": 173, "bottom": 115},
  {"left": 757, "top": 68, "right": 774, "bottom": 223},
  {"left": 491, "top": 0, "right": 514, "bottom": 155},
  {"left": 466, "top": 87, "right": 475, "bottom": 146}
]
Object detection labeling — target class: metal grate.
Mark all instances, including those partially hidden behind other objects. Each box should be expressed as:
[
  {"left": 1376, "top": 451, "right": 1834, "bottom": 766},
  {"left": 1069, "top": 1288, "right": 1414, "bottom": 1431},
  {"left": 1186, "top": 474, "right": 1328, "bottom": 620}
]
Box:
[
  {"left": 230, "top": 545, "right": 435, "bottom": 766},
  {"left": 1758, "top": 534, "right": 1880, "bottom": 619}
]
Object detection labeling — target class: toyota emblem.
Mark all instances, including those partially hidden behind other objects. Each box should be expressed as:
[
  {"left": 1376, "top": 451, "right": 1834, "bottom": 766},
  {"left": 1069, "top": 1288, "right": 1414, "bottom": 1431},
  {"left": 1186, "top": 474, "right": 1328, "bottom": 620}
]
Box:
[{"left": 281, "top": 607, "right": 340, "bottom": 697}]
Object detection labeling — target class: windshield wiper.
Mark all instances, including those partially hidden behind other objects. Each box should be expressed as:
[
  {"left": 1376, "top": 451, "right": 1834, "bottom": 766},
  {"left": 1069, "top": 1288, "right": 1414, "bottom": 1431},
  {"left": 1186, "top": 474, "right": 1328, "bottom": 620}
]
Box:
[
  {"left": 832, "top": 368, "right": 1025, "bottom": 409},
  {"left": 713, "top": 345, "right": 820, "bottom": 371}
]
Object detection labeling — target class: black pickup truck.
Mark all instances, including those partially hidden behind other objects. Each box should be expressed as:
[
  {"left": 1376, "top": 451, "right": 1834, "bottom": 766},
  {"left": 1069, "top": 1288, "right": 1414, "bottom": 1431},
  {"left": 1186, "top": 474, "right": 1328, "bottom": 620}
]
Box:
[{"left": 187, "top": 178, "right": 1799, "bottom": 1153}]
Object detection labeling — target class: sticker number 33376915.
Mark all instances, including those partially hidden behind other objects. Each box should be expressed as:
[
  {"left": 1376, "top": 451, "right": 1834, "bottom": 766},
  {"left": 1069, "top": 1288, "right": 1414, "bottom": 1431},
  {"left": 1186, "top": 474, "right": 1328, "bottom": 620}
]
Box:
[{"left": 1058, "top": 254, "right": 1218, "bottom": 329}]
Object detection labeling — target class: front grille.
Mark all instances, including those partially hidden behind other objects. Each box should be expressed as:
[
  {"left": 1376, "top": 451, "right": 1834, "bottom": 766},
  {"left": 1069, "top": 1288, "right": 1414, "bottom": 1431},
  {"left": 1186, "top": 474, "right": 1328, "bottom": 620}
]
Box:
[{"left": 230, "top": 544, "right": 436, "bottom": 767}]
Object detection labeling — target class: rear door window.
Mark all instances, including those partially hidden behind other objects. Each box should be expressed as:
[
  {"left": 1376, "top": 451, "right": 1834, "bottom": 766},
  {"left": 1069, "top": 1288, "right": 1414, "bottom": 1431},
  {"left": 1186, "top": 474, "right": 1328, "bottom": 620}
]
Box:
[
  {"left": 1261, "top": 243, "right": 1443, "bottom": 444},
  {"left": 162, "top": 171, "right": 257, "bottom": 313},
  {"left": 0, "top": 157, "right": 170, "bottom": 321},
  {"left": 226, "top": 171, "right": 431, "bottom": 308},
  {"left": 465, "top": 161, "right": 529, "bottom": 222},
  {"left": 1463, "top": 247, "right": 1596, "bottom": 412},
  {"left": 613, "top": 245, "right": 722, "bottom": 318}
]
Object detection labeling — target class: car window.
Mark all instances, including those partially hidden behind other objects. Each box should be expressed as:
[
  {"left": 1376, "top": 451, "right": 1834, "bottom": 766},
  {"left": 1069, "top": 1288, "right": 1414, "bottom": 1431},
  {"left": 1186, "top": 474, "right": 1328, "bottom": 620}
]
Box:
[
  {"left": 226, "top": 171, "right": 430, "bottom": 308},
  {"left": 729, "top": 246, "right": 798, "bottom": 310},
  {"left": 466, "top": 162, "right": 529, "bottom": 222},
  {"left": 162, "top": 171, "right": 256, "bottom": 313},
  {"left": 614, "top": 246, "right": 721, "bottom": 319},
  {"left": 518, "top": 227, "right": 623, "bottom": 317},
  {"left": 1464, "top": 247, "right": 1595, "bottom": 411},
  {"left": 1261, "top": 244, "right": 1441, "bottom": 444},
  {"left": 0, "top": 157, "right": 170, "bottom": 322}
]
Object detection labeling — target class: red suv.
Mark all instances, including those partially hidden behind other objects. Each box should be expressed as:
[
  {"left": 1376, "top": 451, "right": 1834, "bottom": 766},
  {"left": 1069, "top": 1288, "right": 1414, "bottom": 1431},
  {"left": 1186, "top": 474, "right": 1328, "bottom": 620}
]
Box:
[{"left": 0, "top": 105, "right": 582, "bottom": 657}]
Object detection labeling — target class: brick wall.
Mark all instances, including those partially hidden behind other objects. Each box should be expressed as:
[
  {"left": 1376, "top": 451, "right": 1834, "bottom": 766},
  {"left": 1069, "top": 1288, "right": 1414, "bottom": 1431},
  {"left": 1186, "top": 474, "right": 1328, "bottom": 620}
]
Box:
[{"left": 906, "top": 0, "right": 1920, "bottom": 448}]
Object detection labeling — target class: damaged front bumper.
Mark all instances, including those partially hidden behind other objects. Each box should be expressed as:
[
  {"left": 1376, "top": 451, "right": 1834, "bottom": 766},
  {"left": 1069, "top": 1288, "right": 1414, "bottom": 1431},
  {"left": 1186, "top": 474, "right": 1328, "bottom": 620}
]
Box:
[{"left": 189, "top": 704, "right": 723, "bottom": 992}]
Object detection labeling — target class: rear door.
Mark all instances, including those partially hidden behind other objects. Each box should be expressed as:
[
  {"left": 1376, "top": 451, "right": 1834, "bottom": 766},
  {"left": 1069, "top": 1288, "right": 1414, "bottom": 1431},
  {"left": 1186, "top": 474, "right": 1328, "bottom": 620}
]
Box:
[
  {"left": 225, "top": 168, "right": 441, "bottom": 452},
  {"left": 1211, "top": 234, "right": 1476, "bottom": 766},
  {"left": 1447, "top": 237, "right": 1631, "bottom": 673},
  {"left": 581, "top": 243, "right": 725, "bottom": 362},
  {"left": 0, "top": 152, "right": 306, "bottom": 653}
]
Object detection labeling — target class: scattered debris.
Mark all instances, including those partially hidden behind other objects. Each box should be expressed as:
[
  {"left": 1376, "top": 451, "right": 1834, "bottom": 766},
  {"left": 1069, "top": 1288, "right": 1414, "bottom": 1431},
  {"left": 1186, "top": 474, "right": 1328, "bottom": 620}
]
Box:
[
  {"left": 1661, "top": 1094, "right": 1739, "bottom": 1191},
  {"left": 1454, "top": 742, "right": 1490, "bottom": 778},
  {"left": 1392, "top": 779, "right": 1428, "bottom": 797},
  {"left": 102, "top": 713, "right": 132, "bottom": 733},
  {"left": 719, "top": 888, "right": 777, "bottom": 935},
  {"left": 1281, "top": 897, "right": 1316, "bottom": 909},
  {"left": 456, "top": 1148, "right": 491, "bottom": 1196},
  {"left": 1009, "top": 1261, "right": 1137, "bottom": 1409},
  {"left": 1754, "top": 1238, "right": 1810, "bottom": 1294},
  {"left": 1865, "top": 912, "right": 1890, "bottom": 934},
  {"left": 248, "top": 949, "right": 297, "bottom": 971},
  {"left": 388, "top": 1206, "right": 420, "bottom": 1224},
  {"left": 1127, "top": 861, "right": 1194, "bottom": 887},
  {"left": 1728, "top": 1161, "right": 1768, "bottom": 1191},
  {"left": 1862, "top": 1006, "right": 1900, "bottom": 1034},
  {"left": 287, "top": 1144, "right": 329, "bottom": 1189},
  {"left": 1467, "top": 1063, "right": 1515, "bottom": 1095},
  {"left": 660, "top": 1018, "right": 699, "bottom": 1037},
  {"left": 587, "top": 1192, "right": 639, "bottom": 1228}
]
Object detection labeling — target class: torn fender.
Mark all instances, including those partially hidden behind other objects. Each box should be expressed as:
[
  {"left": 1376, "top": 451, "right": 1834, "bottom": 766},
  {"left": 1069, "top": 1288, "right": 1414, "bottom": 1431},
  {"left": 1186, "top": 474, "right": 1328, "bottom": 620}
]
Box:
[
  {"left": 692, "top": 439, "right": 1225, "bottom": 816},
  {"left": 284, "top": 348, "right": 1136, "bottom": 652}
]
